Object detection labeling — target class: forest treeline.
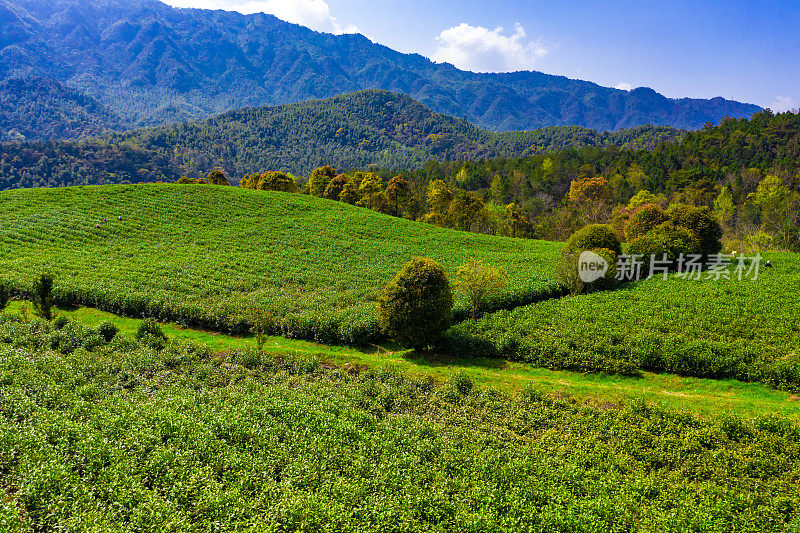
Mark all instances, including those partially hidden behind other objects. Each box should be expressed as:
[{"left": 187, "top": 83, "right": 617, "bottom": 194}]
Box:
[
  {"left": 186, "top": 107, "right": 800, "bottom": 251},
  {"left": 1, "top": 90, "right": 798, "bottom": 249},
  {"left": 0, "top": 91, "right": 680, "bottom": 189}
]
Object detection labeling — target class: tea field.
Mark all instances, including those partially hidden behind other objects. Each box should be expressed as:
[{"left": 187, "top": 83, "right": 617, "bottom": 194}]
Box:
[
  {"left": 0, "top": 184, "right": 563, "bottom": 344},
  {"left": 464, "top": 252, "right": 800, "bottom": 390},
  {"left": 2, "top": 313, "right": 800, "bottom": 531}
]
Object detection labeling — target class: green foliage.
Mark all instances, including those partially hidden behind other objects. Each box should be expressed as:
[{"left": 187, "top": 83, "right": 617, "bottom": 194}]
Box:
[
  {"left": 456, "top": 259, "right": 509, "bottom": 320},
  {"left": 0, "top": 184, "right": 562, "bottom": 345},
  {"left": 31, "top": 273, "right": 54, "bottom": 321},
  {"left": 667, "top": 204, "right": 723, "bottom": 256},
  {"left": 205, "top": 169, "right": 230, "bottom": 186},
  {"left": 97, "top": 321, "right": 120, "bottom": 342},
  {"left": 1, "top": 314, "right": 799, "bottom": 530},
  {"left": 136, "top": 319, "right": 167, "bottom": 350},
  {"left": 563, "top": 224, "right": 622, "bottom": 257},
  {"left": 309, "top": 166, "right": 337, "bottom": 197},
  {"left": 625, "top": 203, "right": 667, "bottom": 241},
  {"left": 627, "top": 223, "right": 701, "bottom": 264},
  {"left": 469, "top": 251, "right": 800, "bottom": 390},
  {"left": 378, "top": 258, "right": 453, "bottom": 349}
]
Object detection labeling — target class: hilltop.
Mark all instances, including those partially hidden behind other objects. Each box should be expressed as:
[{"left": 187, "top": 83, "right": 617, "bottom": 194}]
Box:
[
  {"left": 0, "top": 0, "right": 759, "bottom": 139},
  {"left": 0, "top": 183, "right": 563, "bottom": 343}
]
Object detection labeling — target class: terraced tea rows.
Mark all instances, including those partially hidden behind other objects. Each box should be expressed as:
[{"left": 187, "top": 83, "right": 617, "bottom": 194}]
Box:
[
  {"left": 465, "top": 252, "right": 800, "bottom": 389},
  {"left": 0, "top": 184, "right": 563, "bottom": 343}
]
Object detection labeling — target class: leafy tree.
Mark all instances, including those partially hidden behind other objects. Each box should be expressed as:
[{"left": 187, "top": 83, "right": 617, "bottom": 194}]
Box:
[
  {"left": 31, "top": 273, "right": 55, "bottom": 320},
  {"left": 667, "top": 205, "right": 723, "bottom": 256},
  {"left": 427, "top": 179, "right": 453, "bottom": 214},
  {"left": 386, "top": 176, "right": 415, "bottom": 217},
  {"left": 206, "top": 169, "right": 230, "bottom": 186},
  {"left": 377, "top": 258, "right": 452, "bottom": 350},
  {"left": 749, "top": 175, "right": 800, "bottom": 249},
  {"left": 563, "top": 224, "right": 622, "bottom": 257},
  {"left": 357, "top": 173, "right": 383, "bottom": 210},
  {"left": 448, "top": 190, "right": 488, "bottom": 231},
  {"left": 309, "top": 166, "right": 337, "bottom": 197},
  {"left": 254, "top": 171, "right": 299, "bottom": 192},
  {"left": 323, "top": 174, "right": 350, "bottom": 201},
  {"left": 625, "top": 204, "right": 667, "bottom": 241},
  {"left": 627, "top": 190, "right": 666, "bottom": 210},
  {"left": 568, "top": 175, "right": 611, "bottom": 223},
  {"left": 713, "top": 186, "right": 736, "bottom": 231},
  {"left": 339, "top": 180, "right": 360, "bottom": 205},
  {"left": 490, "top": 173, "right": 510, "bottom": 204},
  {"left": 456, "top": 259, "right": 509, "bottom": 320},
  {"left": 501, "top": 203, "right": 534, "bottom": 238}
]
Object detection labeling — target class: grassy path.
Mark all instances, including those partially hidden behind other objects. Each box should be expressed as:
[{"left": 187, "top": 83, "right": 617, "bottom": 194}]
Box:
[{"left": 8, "top": 300, "right": 800, "bottom": 421}]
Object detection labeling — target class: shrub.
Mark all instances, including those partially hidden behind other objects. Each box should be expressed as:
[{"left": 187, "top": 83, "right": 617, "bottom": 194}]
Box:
[
  {"left": 557, "top": 248, "right": 617, "bottom": 295},
  {"left": 456, "top": 259, "right": 509, "bottom": 320},
  {"left": 97, "top": 321, "right": 120, "bottom": 342},
  {"left": 562, "top": 224, "right": 622, "bottom": 257},
  {"left": 52, "top": 315, "right": 69, "bottom": 329},
  {"left": 31, "top": 273, "right": 55, "bottom": 321},
  {"left": 206, "top": 169, "right": 230, "bottom": 186},
  {"left": 377, "top": 258, "right": 453, "bottom": 350},
  {"left": 625, "top": 203, "right": 667, "bottom": 241},
  {"left": 627, "top": 223, "right": 701, "bottom": 264},
  {"left": 136, "top": 319, "right": 167, "bottom": 349},
  {"left": 667, "top": 205, "right": 722, "bottom": 256}
]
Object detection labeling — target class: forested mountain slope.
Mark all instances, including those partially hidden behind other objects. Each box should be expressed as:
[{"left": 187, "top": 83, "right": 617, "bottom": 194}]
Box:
[{"left": 0, "top": 90, "right": 683, "bottom": 189}]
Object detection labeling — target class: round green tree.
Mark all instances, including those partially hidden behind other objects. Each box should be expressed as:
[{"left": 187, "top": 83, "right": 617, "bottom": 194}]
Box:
[
  {"left": 378, "top": 258, "right": 453, "bottom": 350},
  {"left": 562, "top": 224, "right": 622, "bottom": 257},
  {"left": 625, "top": 203, "right": 667, "bottom": 241}
]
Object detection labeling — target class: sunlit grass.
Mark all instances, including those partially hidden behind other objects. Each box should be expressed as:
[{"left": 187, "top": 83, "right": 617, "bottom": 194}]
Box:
[{"left": 9, "top": 300, "right": 799, "bottom": 421}]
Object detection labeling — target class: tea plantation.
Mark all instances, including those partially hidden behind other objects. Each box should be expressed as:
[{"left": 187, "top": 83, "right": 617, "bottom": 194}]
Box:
[
  {"left": 0, "top": 184, "right": 562, "bottom": 344},
  {"left": 463, "top": 252, "right": 800, "bottom": 390},
  {"left": 2, "top": 314, "right": 800, "bottom": 531}
]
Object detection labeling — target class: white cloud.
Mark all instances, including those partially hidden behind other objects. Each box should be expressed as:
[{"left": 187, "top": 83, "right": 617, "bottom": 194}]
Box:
[
  {"left": 615, "top": 82, "right": 633, "bottom": 91},
  {"left": 770, "top": 95, "right": 798, "bottom": 112},
  {"left": 162, "top": 0, "right": 358, "bottom": 34},
  {"left": 431, "top": 22, "right": 548, "bottom": 73}
]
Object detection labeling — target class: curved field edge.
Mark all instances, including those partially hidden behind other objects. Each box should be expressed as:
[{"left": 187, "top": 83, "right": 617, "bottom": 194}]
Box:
[
  {"left": 1, "top": 313, "right": 800, "bottom": 530},
  {"left": 5, "top": 302, "right": 800, "bottom": 422},
  {"left": 461, "top": 253, "right": 800, "bottom": 391},
  {"left": 0, "top": 183, "right": 563, "bottom": 344}
]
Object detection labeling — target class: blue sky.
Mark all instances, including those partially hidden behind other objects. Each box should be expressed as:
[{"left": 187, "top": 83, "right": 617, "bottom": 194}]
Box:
[{"left": 163, "top": 0, "right": 800, "bottom": 111}]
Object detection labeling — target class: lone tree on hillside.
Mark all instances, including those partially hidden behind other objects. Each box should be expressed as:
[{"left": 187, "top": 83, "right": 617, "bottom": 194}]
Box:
[
  {"left": 378, "top": 258, "right": 452, "bottom": 350},
  {"left": 31, "top": 273, "right": 54, "bottom": 321},
  {"left": 456, "top": 259, "right": 509, "bottom": 320}
]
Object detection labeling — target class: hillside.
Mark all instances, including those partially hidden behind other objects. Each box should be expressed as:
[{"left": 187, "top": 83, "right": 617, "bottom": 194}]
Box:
[
  {"left": 0, "top": 0, "right": 760, "bottom": 136},
  {"left": 0, "top": 78, "right": 123, "bottom": 142},
  {"left": 0, "top": 90, "right": 684, "bottom": 189},
  {"left": 0, "top": 184, "right": 563, "bottom": 343}
]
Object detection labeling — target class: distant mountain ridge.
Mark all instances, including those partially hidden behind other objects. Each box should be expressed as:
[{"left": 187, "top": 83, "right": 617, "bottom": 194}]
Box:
[
  {"left": 0, "top": 90, "right": 685, "bottom": 189},
  {"left": 0, "top": 0, "right": 761, "bottom": 139}
]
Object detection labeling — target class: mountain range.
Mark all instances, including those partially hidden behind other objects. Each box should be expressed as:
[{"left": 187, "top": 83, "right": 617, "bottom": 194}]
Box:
[{"left": 0, "top": 0, "right": 761, "bottom": 141}]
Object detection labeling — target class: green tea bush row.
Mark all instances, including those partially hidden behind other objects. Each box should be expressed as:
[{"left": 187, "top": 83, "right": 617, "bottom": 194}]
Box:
[
  {"left": 464, "top": 253, "right": 800, "bottom": 390},
  {"left": 1, "top": 314, "right": 800, "bottom": 530},
  {"left": 0, "top": 184, "right": 563, "bottom": 344}
]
